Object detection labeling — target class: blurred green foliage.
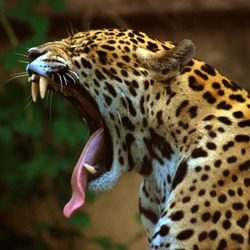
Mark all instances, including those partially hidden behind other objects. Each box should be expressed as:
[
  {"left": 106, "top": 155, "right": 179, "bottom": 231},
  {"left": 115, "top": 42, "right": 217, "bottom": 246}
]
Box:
[{"left": 0, "top": 0, "right": 129, "bottom": 249}]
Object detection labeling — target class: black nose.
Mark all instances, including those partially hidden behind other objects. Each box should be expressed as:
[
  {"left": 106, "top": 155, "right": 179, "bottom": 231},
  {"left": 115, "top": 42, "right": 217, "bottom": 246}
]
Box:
[{"left": 28, "top": 48, "right": 45, "bottom": 61}]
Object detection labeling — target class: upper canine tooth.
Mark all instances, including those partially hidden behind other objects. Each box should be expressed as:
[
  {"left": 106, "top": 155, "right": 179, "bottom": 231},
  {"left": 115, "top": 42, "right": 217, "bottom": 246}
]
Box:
[
  {"left": 39, "top": 76, "right": 49, "bottom": 99},
  {"left": 31, "top": 82, "right": 39, "bottom": 102},
  {"left": 84, "top": 163, "right": 97, "bottom": 174},
  {"left": 31, "top": 74, "right": 36, "bottom": 81}
]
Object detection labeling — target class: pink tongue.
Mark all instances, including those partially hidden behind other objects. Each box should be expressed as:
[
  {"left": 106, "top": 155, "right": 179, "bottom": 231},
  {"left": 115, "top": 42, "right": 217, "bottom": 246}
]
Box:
[{"left": 63, "top": 128, "right": 104, "bottom": 218}]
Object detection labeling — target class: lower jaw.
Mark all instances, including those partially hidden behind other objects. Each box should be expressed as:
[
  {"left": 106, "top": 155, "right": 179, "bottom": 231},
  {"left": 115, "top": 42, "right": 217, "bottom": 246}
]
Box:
[{"left": 87, "top": 168, "right": 120, "bottom": 192}]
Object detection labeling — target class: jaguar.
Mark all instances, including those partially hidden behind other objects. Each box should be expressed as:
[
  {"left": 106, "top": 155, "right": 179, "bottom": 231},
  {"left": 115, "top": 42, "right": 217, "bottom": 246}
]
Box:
[{"left": 26, "top": 28, "right": 250, "bottom": 249}]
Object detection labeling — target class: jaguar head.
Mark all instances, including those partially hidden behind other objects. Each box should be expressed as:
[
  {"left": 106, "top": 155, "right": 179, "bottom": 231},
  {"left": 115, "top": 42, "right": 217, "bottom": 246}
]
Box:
[
  {"left": 26, "top": 36, "right": 120, "bottom": 218},
  {"left": 26, "top": 28, "right": 195, "bottom": 217}
]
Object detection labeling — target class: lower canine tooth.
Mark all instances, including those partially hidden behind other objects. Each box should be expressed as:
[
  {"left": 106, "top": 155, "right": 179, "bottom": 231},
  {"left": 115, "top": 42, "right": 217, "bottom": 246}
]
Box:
[
  {"left": 39, "top": 76, "right": 49, "bottom": 99},
  {"left": 31, "top": 82, "right": 39, "bottom": 102},
  {"left": 84, "top": 163, "right": 97, "bottom": 174}
]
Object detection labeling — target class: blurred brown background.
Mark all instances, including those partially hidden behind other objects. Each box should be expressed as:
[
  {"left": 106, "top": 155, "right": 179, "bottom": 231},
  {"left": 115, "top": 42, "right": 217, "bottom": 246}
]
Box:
[{"left": 1, "top": 0, "right": 250, "bottom": 249}]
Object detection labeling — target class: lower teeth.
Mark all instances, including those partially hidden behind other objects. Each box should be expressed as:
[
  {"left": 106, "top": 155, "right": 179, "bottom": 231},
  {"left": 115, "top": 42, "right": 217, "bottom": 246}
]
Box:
[{"left": 84, "top": 163, "right": 97, "bottom": 174}]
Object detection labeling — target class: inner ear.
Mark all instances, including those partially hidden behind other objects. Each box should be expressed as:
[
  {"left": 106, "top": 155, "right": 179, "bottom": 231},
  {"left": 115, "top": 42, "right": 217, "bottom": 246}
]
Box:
[{"left": 137, "top": 39, "right": 195, "bottom": 79}]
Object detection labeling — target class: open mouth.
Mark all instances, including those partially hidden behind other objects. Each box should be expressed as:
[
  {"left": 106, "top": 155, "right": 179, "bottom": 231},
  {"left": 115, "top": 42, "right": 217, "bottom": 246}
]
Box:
[{"left": 27, "top": 67, "right": 111, "bottom": 218}]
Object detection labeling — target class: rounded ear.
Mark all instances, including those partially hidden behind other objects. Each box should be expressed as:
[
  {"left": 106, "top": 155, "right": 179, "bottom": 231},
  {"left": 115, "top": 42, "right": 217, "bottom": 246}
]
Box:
[{"left": 137, "top": 39, "right": 195, "bottom": 79}]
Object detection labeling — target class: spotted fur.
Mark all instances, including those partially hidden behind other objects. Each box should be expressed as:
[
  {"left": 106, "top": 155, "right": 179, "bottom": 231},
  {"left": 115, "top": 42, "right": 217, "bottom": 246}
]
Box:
[{"left": 27, "top": 28, "right": 250, "bottom": 249}]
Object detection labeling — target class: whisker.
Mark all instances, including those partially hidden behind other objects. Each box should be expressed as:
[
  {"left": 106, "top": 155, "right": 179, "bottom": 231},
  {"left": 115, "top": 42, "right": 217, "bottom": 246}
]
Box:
[
  {"left": 65, "top": 72, "right": 77, "bottom": 84},
  {"left": 25, "top": 93, "right": 32, "bottom": 103},
  {"left": 3, "top": 72, "right": 28, "bottom": 85},
  {"left": 18, "top": 60, "right": 29, "bottom": 64},
  {"left": 25, "top": 95, "right": 30, "bottom": 105},
  {"left": 24, "top": 94, "right": 33, "bottom": 110},
  {"left": 48, "top": 91, "right": 53, "bottom": 123},
  {"left": 66, "top": 27, "right": 71, "bottom": 37},
  {"left": 44, "top": 90, "right": 53, "bottom": 123},
  {"left": 62, "top": 75, "right": 68, "bottom": 86},
  {"left": 66, "top": 22, "right": 77, "bottom": 36},
  {"left": 12, "top": 72, "right": 28, "bottom": 77},
  {"left": 45, "top": 90, "right": 50, "bottom": 108},
  {"left": 68, "top": 70, "right": 79, "bottom": 80},
  {"left": 15, "top": 52, "right": 28, "bottom": 58},
  {"left": 56, "top": 73, "right": 64, "bottom": 92},
  {"left": 82, "top": 115, "right": 88, "bottom": 126}
]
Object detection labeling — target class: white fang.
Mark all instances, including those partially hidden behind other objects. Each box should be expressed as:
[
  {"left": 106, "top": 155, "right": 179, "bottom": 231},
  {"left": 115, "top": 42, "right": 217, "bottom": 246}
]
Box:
[
  {"left": 39, "top": 76, "right": 49, "bottom": 99},
  {"left": 31, "top": 82, "right": 39, "bottom": 102},
  {"left": 84, "top": 163, "right": 97, "bottom": 174}
]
